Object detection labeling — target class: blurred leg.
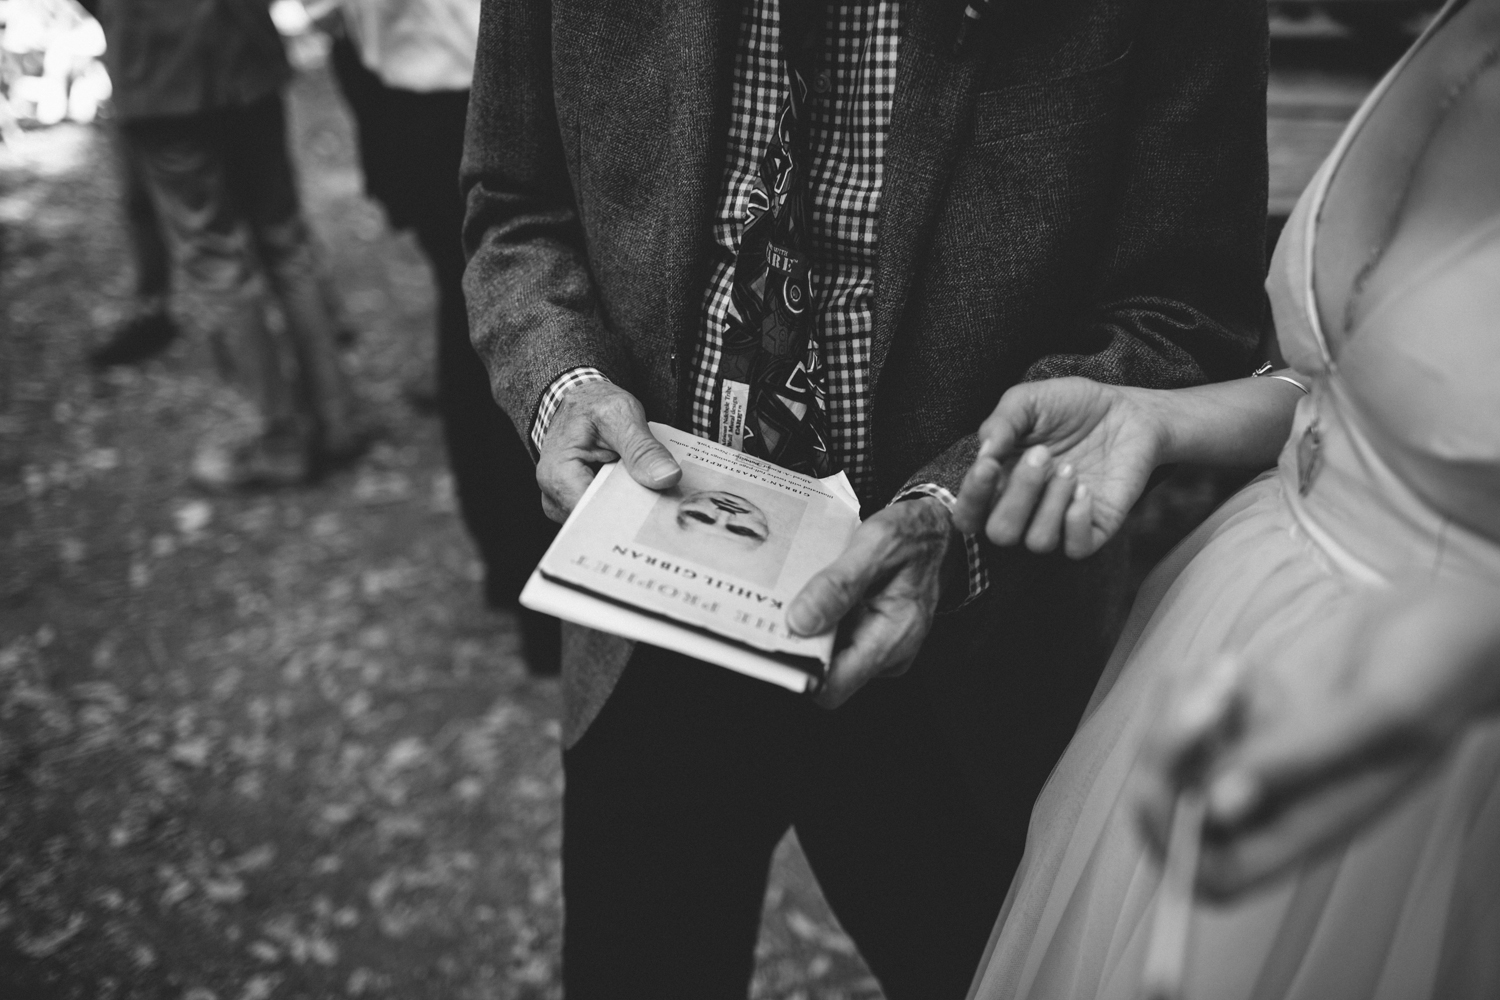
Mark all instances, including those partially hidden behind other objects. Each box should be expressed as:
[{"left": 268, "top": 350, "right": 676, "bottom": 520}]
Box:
[
  {"left": 415, "top": 208, "right": 557, "bottom": 591},
  {"left": 376, "top": 85, "right": 558, "bottom": 643},
  {"left": 225, "top": 93, "right": 364, "bottom": 459},
  {"left": 123, "top": 112, "right": 298, "bottom": 441},
  {"left": 89, "top": 124, "right": 180, "bottom": 368},
  {"left": 118, "top": 127, "right": 171, "bottom": 306}
]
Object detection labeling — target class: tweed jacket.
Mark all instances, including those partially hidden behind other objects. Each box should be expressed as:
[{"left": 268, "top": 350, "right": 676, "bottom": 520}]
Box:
[{"left": 461, "top": 0, "right": 1268, "bottom": 753}]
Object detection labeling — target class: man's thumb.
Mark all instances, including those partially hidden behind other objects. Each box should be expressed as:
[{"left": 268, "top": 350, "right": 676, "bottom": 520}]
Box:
[{"left": 601, "top": 403, "right": 681, "bottom": 490}]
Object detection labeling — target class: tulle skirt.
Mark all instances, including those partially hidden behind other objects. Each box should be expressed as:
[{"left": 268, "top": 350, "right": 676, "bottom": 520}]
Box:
[{"left": 968, "top": 471, "right": 1500, "bottom": 1000}]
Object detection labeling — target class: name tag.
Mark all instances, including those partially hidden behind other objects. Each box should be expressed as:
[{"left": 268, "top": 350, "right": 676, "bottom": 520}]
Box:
[
  {"left": 719, "top": 379, "right": 750, "bottom": 451},
  {"left": 765, "top": 242, "right": 802, "bottom": 276}
]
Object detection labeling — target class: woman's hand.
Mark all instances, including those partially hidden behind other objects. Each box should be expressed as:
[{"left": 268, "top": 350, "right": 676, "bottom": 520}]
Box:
[
  {"left": 1133, "top": 582, "right": 1500, "bottom": 901},
  {"left": 953, "top": 378, "right": 1167, "bottom": 559}
]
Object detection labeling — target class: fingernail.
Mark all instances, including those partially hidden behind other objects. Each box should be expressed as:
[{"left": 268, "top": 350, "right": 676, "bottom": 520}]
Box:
[
  {"left": 1058, "top": 463, "right": 1075, "bottom": 478},
  {"left": 1209, "top": 771, "right": 1260, "bottom": 824},
  {"left": 787, "top": 605, "right": 821, "bottom": 635},
  {"left": 1074, "top": 483, "right": 1088, "bottom": 502},
  {"left": 648, "top": 459, "right": 679, "bottom": 482},
  {"left": 1025, "top": 445, "right": 1049, "bottom": 468}
]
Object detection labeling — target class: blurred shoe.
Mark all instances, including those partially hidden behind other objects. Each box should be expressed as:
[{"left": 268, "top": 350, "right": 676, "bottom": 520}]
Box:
[
  {"left": 190, "top": 432, "right": 310, "bottom": 492},
  {"left": 519, "top": 607, "right": 562, "bottom": 678},
  {"left": 312, "top": 413, "right": 381, "bottom": 477},
  {"left": 89, "top": 311, "right": 179, "bottom": 369},
  {"left": 402, "top": 378, "right": 440, "bottom": 415}
]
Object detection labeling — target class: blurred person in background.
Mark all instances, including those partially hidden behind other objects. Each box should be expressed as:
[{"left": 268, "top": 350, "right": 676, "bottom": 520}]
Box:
[
  {"left": 81, "top": 0, "right": 355, "bottom": 371},
  {"left": 322, "top": 0, "right": 560, "bottom": 674},
  {"left": 93, "top": 0, "right": 372, "bottom": 489},
  {"left": 85, "top": 125, "right": 180, "bottom": 368}
]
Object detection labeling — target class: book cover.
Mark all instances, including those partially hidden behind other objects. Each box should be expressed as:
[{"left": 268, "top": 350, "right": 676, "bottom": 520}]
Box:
[{"left": 522, "top": 423, "right": 862, "bottom": 691}]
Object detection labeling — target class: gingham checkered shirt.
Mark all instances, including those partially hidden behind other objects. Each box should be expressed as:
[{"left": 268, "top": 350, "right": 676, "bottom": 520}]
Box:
[{"left": 532, "top": 0, "right": 986, "bottom": 604}]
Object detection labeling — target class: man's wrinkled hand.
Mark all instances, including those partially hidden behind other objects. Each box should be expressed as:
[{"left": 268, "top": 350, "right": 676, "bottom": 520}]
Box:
[
  {"left": 787, "top": 495, "right": 954, "bottom": 708},
  {"left": 535, "top": 381, "right": 681, "bottom": 522}
]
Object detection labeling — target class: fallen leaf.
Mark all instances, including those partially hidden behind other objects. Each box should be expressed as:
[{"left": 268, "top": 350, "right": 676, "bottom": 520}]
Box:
[
  {"left": 382, "top": 736, "right": 425, "bottom": 771},
  {"left": 170, "top": 736, "right": 211, "bottom": 769},
  {"left": 204, "top": 876, "right": 247, "bottom": 903},
  {"left": 84, "top": 447, "right": 119, "bottom": 471},
  {"left": 230, "top": 844, "right": 276, "bottom": 873},
  {"left": 174, "top": 500, "right": 213, "bottom": 536},
  {"left": 15, "top": 913, "right": 85, "bottom": 958},
  {"left": 236, "top": 974, "right": 278, "bottom": 1000},
  {"left": 307, "top": 935, "right": 339, "bottom": 966},
  {"left": 248, "top": 941, "right": 280, "bottom": 963}
]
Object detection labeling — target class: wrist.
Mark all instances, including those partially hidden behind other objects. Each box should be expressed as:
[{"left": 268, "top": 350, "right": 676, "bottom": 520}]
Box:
[
  {"left": 1124, "top": 385, "right": 1177, "bottom": 470},
  {"left": 915, "top": 494, "right": 969, "bottom": 608},
  {"left": 532, "top": 366, "right": 612, "bottom": 456},
  {"left": 895, "top": 487, "right": 956, "bottom": 547},
  {"left": 894, "top": 492, "right": 954, "bottom": 536}
]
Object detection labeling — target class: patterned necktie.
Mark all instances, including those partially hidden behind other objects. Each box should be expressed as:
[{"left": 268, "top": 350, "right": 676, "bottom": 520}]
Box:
[{"left": 714, "top": 5, "right": 836, "bottom": 478}]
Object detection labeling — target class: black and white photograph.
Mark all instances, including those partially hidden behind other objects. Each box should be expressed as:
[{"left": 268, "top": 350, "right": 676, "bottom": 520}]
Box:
[
  {"left": 634, "top": 463, "right": 807, "bottom": 590},
  {"left": 3, "top": 0, "right": 1498, "bottom": 998}
]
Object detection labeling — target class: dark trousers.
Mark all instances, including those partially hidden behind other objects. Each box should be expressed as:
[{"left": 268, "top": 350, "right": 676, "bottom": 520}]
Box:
[
  {"left": 564, "top": 645, "right": 1013, "bottom": 1000},
  {"left": 417, "top": 202, "right": 553, "bottom": 602},
  {"left": 114, "top": 124, "right": 172, "bottom": 303},
  {"left": 122, "top": 94, "right": 354, "bottom": 441},
  {"left": 330, "top": 43, "right": 556, "bottom": 601},
  {"left": 562, "top": 545, "right": 1121, "bottom": 999}
]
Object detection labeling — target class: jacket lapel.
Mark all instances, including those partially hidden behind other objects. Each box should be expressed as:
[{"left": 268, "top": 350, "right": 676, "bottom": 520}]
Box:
[
  {"left": 660, "top": 0, "right": 741, "bottom": 422},
  {"left": 871, "top": 1, "right": 984, "bottom": 387}
]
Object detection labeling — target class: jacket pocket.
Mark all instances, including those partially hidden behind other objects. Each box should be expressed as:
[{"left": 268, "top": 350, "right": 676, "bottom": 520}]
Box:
[{"left": 971, "top": 43, "right": 1133, "bottom": 147}]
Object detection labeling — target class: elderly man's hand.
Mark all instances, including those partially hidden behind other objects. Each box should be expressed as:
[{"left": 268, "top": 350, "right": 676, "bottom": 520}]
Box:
[
  {"left": 535, "top": 381, "right": 681, "bottom": 522},
  {"left": 787, "top": 495, "right": 955, "bottom": 708}
]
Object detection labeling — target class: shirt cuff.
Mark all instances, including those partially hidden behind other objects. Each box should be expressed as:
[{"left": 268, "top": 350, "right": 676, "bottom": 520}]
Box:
[
  {"left": 891, "top": 483, "right": 989, "bottom": 611},
  {"left": 531, "top": 367, "right": 611, "bottom": 457}
]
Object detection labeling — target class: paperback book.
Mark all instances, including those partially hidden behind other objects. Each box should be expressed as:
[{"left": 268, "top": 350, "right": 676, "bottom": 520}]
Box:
[{"left": 520, "top": 423, "right": 862, "bottom": 692}]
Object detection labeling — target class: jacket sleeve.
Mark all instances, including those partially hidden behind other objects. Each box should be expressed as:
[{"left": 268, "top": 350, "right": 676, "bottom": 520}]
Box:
[
  {"left": 1024, "top": 0, "right": 1270, "bottom": 388},
  {"left": 901, "top": 0, "right": 1269, "bottom": 503},
  {"left": 460, "top": 0, "right": 635, "bottom": 447}
]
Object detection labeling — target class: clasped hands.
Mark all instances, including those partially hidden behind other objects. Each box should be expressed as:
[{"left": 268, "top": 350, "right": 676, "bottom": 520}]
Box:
[{"left": 536, "top": 380, "right": 956, "bottom": 708}]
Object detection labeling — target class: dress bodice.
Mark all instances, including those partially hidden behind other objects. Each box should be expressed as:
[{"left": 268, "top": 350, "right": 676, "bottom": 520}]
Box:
[{"left": 1265, "top": 0, "right": 1500, "bottom": 586}]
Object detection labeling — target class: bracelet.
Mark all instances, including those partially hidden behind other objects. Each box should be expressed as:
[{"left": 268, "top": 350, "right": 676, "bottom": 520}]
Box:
[
  {"left": 1269, "top": 375, "right": 1310, "bottom": 394},
  {"left": 1252, "top": 363, "right": 1310, "bottom": 395}
]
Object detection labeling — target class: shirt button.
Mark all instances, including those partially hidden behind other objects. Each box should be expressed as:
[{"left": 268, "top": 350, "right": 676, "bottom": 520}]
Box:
[{"left": 814, "top": 69, "right": 832, "bottom": 94}]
